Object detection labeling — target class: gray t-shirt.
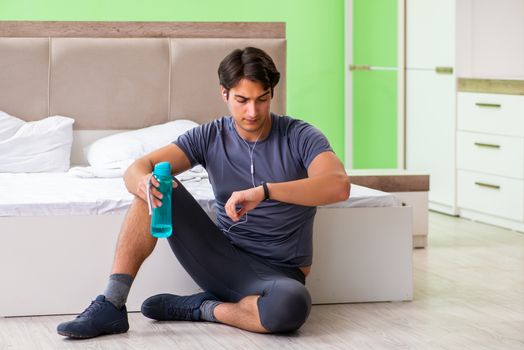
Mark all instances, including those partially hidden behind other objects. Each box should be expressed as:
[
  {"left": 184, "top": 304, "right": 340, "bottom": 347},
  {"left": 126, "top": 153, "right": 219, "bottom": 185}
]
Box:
[{"left": 174, "top": 113, "right": 333, "bottom": 267}]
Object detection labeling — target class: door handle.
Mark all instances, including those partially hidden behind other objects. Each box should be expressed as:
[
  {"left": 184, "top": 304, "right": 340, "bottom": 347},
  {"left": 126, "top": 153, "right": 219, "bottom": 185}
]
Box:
[
  {"left": 435, "top": 66, "right": 453, "bottom": 74},
  {"left": 349, "top": 65, "right": 371, "bottom": 71}
]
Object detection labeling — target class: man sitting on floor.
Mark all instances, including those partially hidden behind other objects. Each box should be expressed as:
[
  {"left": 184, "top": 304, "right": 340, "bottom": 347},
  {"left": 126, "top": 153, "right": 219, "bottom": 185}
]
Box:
[{"left": 57, "top": 46, "right": 350, "bottom": 339}]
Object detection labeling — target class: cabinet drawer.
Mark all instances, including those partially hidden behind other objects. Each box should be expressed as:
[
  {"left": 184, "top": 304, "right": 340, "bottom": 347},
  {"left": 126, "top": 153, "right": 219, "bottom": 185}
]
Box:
[
  {"left": 457, "top": 131, "right": 524, "bottom": 178},
  {"left": 457, "top": 92, "right": 524, "bottom": 136},
  {"left": 457, "top": 170, "right": 523, "bottom": 221}
]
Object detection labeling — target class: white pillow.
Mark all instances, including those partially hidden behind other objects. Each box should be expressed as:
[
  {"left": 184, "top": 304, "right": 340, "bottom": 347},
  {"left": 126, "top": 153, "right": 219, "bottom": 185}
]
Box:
[
  {"left": 0, "top": 114, "right": 74, "bottom": 173},
  {"left": 85, "top": 119, "right": 199, "bottom": 169},
  {"left": 0, "top": 111, "right": 25, "bottom": 140}
]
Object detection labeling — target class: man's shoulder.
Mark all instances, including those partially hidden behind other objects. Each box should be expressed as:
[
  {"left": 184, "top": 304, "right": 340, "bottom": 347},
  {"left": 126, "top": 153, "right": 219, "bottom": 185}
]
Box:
[
  {"left": 196, "top": 115, "right": 232, "bottom": 133},
  {"left": 273, "top": 114, "right": 315, "bottom": 135},
  {"left": 273, "top": 113, "right": 305, "bottom": 127}
]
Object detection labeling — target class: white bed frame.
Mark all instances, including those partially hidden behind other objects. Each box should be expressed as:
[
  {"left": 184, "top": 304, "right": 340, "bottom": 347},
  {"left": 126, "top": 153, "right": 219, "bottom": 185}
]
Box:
[
  {"left": 0, "top": 21, "right": 413, "bottom": 317},
  {"left": 1, "top": 206, "right": 412, "bottom": 316}
]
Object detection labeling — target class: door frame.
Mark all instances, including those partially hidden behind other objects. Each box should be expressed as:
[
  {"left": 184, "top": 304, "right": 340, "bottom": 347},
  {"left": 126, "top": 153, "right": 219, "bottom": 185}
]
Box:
[{"left": 344, "top": 0, "right": 353, "bottom": 167}]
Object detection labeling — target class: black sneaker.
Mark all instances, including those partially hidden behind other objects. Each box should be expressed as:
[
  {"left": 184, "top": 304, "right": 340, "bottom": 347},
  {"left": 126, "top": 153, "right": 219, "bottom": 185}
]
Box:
[
  {"left": 141, "top": 292, "right": 217, "bottom": 321},
  {"left": 57, "top": 295, "right": 129, "bottom": 339}
]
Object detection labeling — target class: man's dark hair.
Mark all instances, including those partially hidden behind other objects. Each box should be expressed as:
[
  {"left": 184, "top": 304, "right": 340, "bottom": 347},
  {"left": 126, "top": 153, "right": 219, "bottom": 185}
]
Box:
[{"left": 218, "top": 47, "right": 280, "bottom": 98}]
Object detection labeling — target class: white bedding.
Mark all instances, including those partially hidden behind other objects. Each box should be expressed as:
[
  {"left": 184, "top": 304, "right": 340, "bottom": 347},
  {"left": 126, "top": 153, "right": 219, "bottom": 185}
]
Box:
[{"left": 0, "top": 172, "right": 400, "bottom": 217}]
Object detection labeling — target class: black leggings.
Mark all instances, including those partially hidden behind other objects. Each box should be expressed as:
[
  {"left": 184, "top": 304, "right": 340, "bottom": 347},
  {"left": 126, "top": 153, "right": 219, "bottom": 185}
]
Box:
[{"left": 166, "top": 179, "right": 312, "bottom": 333}]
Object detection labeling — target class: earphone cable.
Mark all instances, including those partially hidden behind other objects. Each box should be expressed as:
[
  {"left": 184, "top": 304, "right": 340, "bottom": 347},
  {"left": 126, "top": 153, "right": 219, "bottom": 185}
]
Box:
[{"left": 222, "top": 118, "right": 266, "bottom": 233}]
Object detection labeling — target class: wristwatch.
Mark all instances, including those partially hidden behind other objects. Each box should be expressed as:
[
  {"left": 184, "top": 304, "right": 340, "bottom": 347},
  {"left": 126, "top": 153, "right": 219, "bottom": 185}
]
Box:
[{"left": 262, "top": 182, "right": 270, "bottom": 201}]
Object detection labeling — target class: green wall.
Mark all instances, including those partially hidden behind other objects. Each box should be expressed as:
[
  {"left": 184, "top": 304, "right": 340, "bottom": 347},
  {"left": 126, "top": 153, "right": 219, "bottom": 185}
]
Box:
[{"left": 0, "top": 0, "right": 346, "bottom": 162}]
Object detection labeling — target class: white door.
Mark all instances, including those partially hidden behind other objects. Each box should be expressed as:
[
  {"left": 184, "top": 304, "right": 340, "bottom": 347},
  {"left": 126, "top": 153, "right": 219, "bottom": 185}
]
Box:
[
  {"left": 406, "top": 70, "right": 456, "bottom": 212},
  {"left": 406, "top": 0, "right": 456, "bottom": 214},
  {"left": 406, "top": 0, "right": 455, "bottom": 69}
]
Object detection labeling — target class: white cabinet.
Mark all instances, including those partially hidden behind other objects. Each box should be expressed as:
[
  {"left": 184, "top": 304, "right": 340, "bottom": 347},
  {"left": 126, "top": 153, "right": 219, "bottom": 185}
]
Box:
[
  {"left": 405, "top": 0, "right": 524, "bottom": 228},
  {"left": 457, "top": 91, "right": 524, "bottom": 230},
  {"left": 405, "top": 0, "right": 458, "bottom": 214}
]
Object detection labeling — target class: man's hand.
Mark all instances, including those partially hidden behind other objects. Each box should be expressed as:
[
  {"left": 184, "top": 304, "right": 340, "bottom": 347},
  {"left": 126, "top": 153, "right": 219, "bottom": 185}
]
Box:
[
  {"left": 123, "top": 144, "right": 191, "bottom": 202},
  {"left": 225, "top": 186, "right": 265, "bottom": 222},
  {"left": 136, "top": 173, "right": 178, "bottom": 208}
]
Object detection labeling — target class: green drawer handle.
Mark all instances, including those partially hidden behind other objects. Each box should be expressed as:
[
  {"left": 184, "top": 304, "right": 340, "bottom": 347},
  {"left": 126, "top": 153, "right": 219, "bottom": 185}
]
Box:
[
  {"left": 475, "top": 182, "right": 500, "bottom": 190},
  {"left": 474, "top": 142, "right": 500, "bottom": 149},
  {"left": 475, "top": 102, "right": 501, "bottom": 108}
]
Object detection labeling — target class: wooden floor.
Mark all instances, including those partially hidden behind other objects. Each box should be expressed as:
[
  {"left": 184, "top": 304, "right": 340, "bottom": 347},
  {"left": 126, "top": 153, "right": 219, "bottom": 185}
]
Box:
[{"left": 1, "top": 212, "right": 523, "bottom": 350}]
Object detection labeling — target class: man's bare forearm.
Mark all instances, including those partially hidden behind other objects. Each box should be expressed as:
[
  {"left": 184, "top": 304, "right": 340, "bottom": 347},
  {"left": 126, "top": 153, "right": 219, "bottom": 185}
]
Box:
[
  {"left": 266, "top": 173, "right": 350, "bottom": 207},
  {"left": 123, "top": 144, "right": 193, "bottom": 198},
  {"left": 123, "top": 157, "right": 154, "bottom": 196}
]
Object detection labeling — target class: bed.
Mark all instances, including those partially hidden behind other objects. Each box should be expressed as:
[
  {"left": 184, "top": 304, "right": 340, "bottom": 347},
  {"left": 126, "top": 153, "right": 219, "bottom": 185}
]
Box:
[{"left": 0, "top": 21, "right": 413, "bottom": 317}]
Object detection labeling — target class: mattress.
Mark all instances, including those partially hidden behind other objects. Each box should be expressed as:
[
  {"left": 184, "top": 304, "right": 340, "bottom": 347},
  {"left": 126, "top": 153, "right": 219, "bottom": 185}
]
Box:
[{"left": 0, "top": 172, "right": 400, "bottom": 217}]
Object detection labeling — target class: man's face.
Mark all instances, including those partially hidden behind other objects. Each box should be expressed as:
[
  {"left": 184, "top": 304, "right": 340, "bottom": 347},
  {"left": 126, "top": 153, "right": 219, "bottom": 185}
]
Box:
[{"left": 221, "top": 78, "right": 272, "bottom": 141}]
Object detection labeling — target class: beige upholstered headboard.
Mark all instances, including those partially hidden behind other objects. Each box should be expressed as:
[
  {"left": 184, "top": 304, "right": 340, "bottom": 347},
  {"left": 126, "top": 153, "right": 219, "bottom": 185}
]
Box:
[{"left": 0, "top": 21, "right": 286, "bottom": 164}]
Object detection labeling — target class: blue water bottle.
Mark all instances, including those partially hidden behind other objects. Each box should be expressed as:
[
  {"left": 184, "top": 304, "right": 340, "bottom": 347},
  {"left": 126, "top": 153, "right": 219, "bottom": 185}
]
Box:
[{"left": 151, "top": 162, "right": 173, "bottom": 238}]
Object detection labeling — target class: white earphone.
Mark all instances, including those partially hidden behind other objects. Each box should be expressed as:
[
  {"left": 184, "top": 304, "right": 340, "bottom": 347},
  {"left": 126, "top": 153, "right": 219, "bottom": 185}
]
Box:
[{"left": 221, "top": 117, "right": 267, "bottom": 233}]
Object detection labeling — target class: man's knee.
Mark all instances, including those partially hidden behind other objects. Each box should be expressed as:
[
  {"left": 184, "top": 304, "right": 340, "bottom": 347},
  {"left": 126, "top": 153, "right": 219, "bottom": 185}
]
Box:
[{"left": 258, "top": 279, "right": 312, "bottom": 333}]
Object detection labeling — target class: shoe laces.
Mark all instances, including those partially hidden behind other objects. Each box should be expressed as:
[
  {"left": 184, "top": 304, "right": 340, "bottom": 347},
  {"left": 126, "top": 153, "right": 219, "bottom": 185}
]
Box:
[{"left": 77, "top": 300, "right": 104, "bottom": 319}]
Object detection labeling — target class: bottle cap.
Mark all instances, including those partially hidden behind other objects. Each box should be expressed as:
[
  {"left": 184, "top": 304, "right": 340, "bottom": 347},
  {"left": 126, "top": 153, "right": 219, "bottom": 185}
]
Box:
[{"left": 153, "top": 162, "right": 171, "bottom": 177}]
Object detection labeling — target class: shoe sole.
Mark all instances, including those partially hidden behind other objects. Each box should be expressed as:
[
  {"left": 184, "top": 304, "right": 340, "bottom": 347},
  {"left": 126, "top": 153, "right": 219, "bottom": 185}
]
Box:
[
  {"left": 57, "top": 319, "right": 129, "bottom": 339},
  {"left": 57, "top": 328, "right": 128, "bottom": 339}
]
